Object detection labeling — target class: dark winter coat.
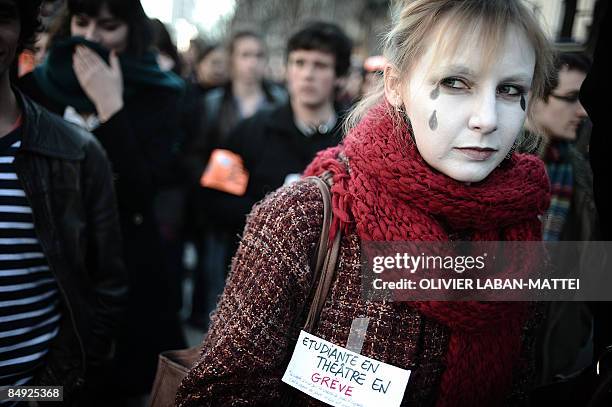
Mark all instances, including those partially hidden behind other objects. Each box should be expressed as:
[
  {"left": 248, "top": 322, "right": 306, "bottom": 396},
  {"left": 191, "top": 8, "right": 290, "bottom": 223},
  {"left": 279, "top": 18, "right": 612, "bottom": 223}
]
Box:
[
  {"left": 18, "top": 72, "right": 186, "bottom": 394},
  {"left": 197, "top": 101, "right": 344, "bottom": 233},
  {"left": 14, "top": 90, "right": 127, "bottom": 402}
]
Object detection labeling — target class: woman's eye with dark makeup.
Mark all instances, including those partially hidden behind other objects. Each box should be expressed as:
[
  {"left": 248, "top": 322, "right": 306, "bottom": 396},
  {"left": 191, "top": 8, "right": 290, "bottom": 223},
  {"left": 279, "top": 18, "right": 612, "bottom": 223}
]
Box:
[
  {"left": 498, "top": 84, "right": 524, "bottom": 97},
  {"left": 440, "top": 77, "right": 470, "bottom": 90}
]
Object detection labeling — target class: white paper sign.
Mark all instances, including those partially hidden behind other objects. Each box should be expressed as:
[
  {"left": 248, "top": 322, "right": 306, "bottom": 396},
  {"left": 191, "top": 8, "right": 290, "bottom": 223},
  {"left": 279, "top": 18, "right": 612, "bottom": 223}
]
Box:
[{"left": 282, "top": 330, "right": 411, "bottom": 407}]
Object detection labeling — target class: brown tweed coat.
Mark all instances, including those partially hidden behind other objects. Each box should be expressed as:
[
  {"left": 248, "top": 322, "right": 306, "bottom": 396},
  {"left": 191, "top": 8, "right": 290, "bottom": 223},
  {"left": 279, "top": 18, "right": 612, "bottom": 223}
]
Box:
[{"left": 176, "top": 180, "right": 536, "bottom": 406}]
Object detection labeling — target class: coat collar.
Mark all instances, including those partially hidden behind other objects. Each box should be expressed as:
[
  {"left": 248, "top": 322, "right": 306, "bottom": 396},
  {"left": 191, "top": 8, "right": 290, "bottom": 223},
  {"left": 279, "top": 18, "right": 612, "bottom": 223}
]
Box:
[
  {"left": 265, "top": 101, "right": 344, "bottom": 137},
  {"left": 15, "top": 87, "right": 88, "bottom": 160}
]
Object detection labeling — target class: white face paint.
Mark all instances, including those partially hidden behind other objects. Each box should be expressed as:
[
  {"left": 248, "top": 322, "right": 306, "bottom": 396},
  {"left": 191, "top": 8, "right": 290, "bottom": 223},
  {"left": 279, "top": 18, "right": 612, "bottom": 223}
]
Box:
[{"left": 398, "top": 25, "right": 536, "bottom": 183}]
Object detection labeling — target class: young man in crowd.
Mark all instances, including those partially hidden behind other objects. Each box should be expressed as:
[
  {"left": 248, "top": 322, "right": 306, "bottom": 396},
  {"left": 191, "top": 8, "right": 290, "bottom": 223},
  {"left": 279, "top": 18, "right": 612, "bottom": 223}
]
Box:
[
  {"left": 526, "top": 52, "right": 598, "bottom": 389},
  {"left": 0, "top": 1, "right": 126, "bottom": 404},
  {"left": 193, "top": 21, "right": 352, "bottom": 328},
  {"left": 221, "top": 21, "right": 352, "bottom": 203},
  {"left": 527, "top": 52, "right": 597, "bottom": 242}
]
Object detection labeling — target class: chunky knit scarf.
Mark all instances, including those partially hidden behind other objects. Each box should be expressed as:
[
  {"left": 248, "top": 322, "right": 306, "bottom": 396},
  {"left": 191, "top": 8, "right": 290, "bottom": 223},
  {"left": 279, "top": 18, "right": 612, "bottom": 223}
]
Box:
[
  {"left": 304, "top": 102, "right": 550, "bottom": 406},
  {"left": 542, "top": 140, "right": 574, "bottom": 241},
  {"left": 33, "top": 37, "right": 185, "bottom": 113}
]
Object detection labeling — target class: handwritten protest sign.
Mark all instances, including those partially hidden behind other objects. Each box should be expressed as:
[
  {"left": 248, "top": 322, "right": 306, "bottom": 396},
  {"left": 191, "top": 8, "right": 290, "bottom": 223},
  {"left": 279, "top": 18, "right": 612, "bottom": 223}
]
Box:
[{"left": 282, "top": 331, "right": 410, "bottom": 407}]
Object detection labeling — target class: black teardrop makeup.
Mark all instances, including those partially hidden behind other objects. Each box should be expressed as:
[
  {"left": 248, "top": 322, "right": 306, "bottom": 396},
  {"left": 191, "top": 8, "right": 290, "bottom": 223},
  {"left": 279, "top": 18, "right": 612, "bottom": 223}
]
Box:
[{"left": 429, "top": 110, "right": 438, "bottom": 131}]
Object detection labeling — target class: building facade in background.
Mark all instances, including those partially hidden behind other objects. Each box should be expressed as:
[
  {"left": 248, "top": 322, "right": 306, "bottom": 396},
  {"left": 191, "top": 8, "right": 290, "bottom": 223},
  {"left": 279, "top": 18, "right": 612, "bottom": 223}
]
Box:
[
  {"left": 226, "top": 0, "right": 599, "bottom": 79},
  {"left": 150, "top": 0, "right": 602, "bottom": 80},
  {"left": 527, "top": 0, "right": 596, "bottom": 44}
]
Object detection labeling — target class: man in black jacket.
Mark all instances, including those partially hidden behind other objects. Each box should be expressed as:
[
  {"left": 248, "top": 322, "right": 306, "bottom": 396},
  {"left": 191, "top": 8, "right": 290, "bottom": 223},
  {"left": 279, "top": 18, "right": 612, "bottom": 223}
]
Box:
[
  {"left": 190, "top": 22, "right": 352, "bottom": 328},
  {"left": 0, "top": 1, "right": 126, "bottom": 405},
  {"left": 219, "top": 22, "right": 353, "bottom": 213}
]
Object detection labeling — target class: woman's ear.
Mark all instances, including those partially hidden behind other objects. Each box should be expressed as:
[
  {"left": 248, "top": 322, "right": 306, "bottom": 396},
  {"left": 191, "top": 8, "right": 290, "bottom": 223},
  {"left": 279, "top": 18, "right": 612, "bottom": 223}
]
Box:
[{"left": 384, "top": 64, "right": 403, "bottom": 108}]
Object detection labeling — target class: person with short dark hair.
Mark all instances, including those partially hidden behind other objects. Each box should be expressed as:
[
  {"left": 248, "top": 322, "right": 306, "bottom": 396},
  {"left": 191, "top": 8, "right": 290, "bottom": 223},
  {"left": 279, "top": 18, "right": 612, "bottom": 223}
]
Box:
[
  {"left": 526, "top": 52, "right": 597, "bottom": 241},
  {"left": 542, "top": 53, "right": 591, "bottom": 102},
  {"left": 17, "top": 0, "right": 188, "bottom": 400},
  {"left": 0, "top": 1, "right": 126, "bottom": 405},
  {"left": 286, "top": 21, "right": 352, "bottom": 78},
  {"left": 526, "top": 52, "right": 599, "bottom": 390}
]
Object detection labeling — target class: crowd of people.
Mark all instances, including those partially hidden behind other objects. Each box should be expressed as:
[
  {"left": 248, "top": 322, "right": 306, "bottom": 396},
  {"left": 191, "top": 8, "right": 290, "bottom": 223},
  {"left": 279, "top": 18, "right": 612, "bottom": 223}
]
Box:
[{"left": 0, "top": 0, "right": 608, "bottom": 406}]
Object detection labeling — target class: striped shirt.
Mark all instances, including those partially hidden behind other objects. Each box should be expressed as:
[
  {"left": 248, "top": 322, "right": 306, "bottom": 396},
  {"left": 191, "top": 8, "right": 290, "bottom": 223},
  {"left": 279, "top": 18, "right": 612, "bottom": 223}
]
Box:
[{"left": 0, "top": 124, "right": 61, "bottom": 401}]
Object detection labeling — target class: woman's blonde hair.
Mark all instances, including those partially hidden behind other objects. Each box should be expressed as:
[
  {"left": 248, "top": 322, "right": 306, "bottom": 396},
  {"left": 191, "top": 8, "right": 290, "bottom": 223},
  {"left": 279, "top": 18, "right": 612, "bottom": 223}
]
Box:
[{"left": 345, "top": 0, "right": 554, "bottom": 142}]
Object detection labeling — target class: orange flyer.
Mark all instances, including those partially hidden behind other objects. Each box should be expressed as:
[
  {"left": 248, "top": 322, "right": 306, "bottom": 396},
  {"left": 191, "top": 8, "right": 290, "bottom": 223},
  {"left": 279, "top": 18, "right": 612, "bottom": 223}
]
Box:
[{"left": 200, "top": 149, "right": 249, "bottom": 196}]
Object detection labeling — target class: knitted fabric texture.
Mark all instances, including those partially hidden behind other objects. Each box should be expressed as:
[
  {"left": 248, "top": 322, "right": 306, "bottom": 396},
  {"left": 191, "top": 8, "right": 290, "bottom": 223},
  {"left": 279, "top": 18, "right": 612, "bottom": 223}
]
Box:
[{"left": 304, "top": 102, "right": 551, "bottom": 406}]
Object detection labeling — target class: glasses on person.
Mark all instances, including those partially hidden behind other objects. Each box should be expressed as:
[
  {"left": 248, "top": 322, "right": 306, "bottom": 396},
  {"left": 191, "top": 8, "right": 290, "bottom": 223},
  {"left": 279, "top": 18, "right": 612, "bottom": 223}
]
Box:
[{"left": 549, "top": 92, "right": 581, "bottom": 104}]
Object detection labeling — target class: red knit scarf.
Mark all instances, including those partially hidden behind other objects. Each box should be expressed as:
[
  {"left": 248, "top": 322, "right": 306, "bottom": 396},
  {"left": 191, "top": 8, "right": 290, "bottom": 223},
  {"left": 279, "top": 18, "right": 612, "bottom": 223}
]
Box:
[{"left": 304, "top": 103, "right": 550, "bottom": 406}]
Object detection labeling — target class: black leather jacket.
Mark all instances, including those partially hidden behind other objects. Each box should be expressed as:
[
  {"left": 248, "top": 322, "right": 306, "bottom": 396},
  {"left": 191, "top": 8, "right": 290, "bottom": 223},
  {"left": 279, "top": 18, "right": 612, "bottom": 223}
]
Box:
[{"left": 12, "top": 90, "right": 128, "bottom": 398}]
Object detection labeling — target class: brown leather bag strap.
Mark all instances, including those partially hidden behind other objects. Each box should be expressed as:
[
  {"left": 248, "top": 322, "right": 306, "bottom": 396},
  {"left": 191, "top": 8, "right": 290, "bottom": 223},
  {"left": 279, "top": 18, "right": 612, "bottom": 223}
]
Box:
[
  {"left": 304, "top": 230, "right": 341, "bottom": 332},
  {"left": 278, "top": 176, "right": 343, "bottom": 406},
  {"left": 306, "top": 176, "right": 333, "bottom": 275},
  {"left": 304, "top": 175, "right": 342, "bottom": 333}
]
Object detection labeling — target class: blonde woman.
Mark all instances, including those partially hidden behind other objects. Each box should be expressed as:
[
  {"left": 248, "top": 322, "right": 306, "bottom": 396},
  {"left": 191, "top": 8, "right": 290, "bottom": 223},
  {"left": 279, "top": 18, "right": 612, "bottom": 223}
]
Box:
[{"left": 177, "top": 1, "right": 554, "bottom": 405}]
